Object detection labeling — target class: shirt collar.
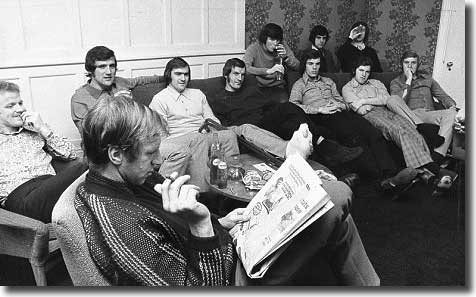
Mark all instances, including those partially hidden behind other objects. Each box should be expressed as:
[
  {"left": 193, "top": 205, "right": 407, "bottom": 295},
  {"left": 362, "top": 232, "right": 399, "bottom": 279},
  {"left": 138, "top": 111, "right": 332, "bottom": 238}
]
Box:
[
  {"left": 0, "top": 127, "right": 23, "bottom": 136},
  {"left": 166, "top": 85, "right": 188, "bottom": 101},
  {"left": 85, "top": 80, "right": 116, "bottom": 99},
  {"left": 302, "top": 72, "right": 322, "bottom": 85},
  {"left": 349, "top": 77, "right": 366, "bottom": 88}
]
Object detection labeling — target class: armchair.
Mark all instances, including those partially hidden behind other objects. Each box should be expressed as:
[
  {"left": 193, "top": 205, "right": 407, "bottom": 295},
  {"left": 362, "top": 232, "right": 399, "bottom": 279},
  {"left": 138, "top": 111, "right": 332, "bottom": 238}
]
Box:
[{"left": 0, "top": 208, "right": 61, "bottom": 285}]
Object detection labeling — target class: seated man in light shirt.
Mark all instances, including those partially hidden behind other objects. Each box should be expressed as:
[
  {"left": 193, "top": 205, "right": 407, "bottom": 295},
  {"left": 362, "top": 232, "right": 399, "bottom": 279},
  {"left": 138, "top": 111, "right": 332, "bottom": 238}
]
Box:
[
  {"left": 149, "top": 57, "right": 240, "bottom": 191},
  {"left": 149, "top": 57, "right": 315, "bottom": 191},
  {"left": 0, "top": 81, "right": 86, "bottom": 222}
]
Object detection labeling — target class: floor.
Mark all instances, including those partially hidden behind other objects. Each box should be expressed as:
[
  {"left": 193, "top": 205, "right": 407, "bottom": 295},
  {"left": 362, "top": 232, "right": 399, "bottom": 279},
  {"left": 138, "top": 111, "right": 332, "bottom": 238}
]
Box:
[{"left": 0, "top": 161, "right": 466, "bottom": 286}]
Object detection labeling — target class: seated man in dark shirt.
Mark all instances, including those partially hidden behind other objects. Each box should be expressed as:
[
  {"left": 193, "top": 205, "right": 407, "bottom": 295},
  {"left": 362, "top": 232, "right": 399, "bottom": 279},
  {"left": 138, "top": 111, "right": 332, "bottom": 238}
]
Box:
[{"left": 75, "top": 95, "right": 379, "bottom": 285}]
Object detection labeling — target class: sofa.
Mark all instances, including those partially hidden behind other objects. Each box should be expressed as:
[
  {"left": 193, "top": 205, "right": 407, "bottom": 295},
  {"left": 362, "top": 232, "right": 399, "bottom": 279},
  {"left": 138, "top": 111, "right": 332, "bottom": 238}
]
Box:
[
  {"left": 132, "top": 71, "right": 401, "bottom": 108},
  {"left": 131, "top": 70, "right": 408, "bottom": 171}
]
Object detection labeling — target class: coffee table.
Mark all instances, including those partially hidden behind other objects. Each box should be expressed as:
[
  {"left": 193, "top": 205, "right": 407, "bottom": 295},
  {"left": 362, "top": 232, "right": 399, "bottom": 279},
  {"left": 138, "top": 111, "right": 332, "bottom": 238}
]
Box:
[{"left": 208, "top": 153, "right": 330, "bottom": 203}]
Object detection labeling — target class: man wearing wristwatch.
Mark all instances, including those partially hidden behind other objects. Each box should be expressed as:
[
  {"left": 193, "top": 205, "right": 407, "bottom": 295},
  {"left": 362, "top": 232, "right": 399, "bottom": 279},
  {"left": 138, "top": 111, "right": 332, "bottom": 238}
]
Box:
[{"left": 390, "top": 51, "right": 458, "bottom": 165}]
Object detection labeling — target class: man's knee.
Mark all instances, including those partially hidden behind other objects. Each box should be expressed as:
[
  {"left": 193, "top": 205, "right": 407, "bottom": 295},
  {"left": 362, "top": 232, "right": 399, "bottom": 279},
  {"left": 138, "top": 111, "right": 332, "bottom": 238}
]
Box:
[
  {"left": 440, "top": 109, "right": 457, "bottom": 122},
  {"left": 321, "top": 180, "right": 352, "bottom": 218},
  {"left": 158, "top": 147, "right": 192, "bottom": 176},
  {"left": 386, "top": 95, "right": 404, "bottom": 107}
]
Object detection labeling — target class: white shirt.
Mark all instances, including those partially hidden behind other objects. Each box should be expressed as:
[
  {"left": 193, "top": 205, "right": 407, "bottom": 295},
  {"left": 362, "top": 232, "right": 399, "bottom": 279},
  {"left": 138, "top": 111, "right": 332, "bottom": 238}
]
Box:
[{"left": 149, "top": 85, "right": 220, "bottom": 139}]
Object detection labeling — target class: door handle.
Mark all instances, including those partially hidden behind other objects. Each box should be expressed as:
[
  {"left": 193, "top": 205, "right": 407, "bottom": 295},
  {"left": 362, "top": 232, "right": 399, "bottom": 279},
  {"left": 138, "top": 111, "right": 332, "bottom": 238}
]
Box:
[{"left": 447, "top": 61, "right": 453, "bottom": 71}]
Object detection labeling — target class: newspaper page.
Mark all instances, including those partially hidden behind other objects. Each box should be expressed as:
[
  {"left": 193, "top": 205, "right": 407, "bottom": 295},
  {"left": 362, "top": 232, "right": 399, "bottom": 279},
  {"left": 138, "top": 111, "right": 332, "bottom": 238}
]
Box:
[{"left": 229, "top": 154, "right": 334, "bottom": 278}]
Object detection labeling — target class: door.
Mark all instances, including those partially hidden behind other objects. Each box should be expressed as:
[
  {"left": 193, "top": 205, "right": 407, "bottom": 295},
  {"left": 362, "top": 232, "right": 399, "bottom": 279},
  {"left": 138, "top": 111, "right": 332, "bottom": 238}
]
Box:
[{"left": 432, "top": 0, "right": 465, "bottom": 109}]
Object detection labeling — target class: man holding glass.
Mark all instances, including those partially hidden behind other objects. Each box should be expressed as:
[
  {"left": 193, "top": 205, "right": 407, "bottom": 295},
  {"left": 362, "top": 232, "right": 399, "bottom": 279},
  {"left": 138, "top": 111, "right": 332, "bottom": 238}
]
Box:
[{"left": 243, "top": 23, "right": 300, "bottom": 103}]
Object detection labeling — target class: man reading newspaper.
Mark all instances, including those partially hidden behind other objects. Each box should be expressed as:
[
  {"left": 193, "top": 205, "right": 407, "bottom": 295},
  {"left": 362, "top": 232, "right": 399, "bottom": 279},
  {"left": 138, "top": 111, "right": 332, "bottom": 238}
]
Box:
[
  {"left": 76, "top": 96, "right": 379, "bottom": 286},
  {"left": 231, "top": 154, "right": 376, "bottom": 284}
]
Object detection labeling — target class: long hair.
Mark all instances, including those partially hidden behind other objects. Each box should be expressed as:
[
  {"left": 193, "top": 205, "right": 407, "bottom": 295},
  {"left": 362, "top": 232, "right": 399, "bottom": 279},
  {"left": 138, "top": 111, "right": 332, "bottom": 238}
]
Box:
[
  {"left": 258, "top": 23, "right": 284, "bottom": 44},
  {"left": 309, "top": 25, "right": 330, "bottom": 44},
  {"left": 85, "top": 46, "right": 117, "bottom": 77},
  {"left": 351, "top": 56, "right": 374, "bottom": 76},
  {"left": 163, "top": 57, "right": 190, "bottom": 86},
  {"left": 223, "top": 58, "right": 246, "bottom": 77},
  {"left": 81, "top": 96, "right": 165, "bottom": 165},
  {"left": 298, "top": 49, "right": 322, "bottom": 75}
]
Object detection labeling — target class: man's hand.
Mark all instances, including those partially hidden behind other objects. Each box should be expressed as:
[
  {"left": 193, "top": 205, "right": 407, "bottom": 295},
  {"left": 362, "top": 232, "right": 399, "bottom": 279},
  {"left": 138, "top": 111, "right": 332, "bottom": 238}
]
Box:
[
  {"left": 356, "top": 104, "right": 373, "bottom": 115},
  {"left": 350, "top": 99, "right": 365, "bottom": 111},
  {"left": 349, "top": 25, "right": 365, "bottom": 40},
  {"left": 266, "top": 64, "right": 285, "bottom": 75},
  {"left": 276, "top": 44, "right": 287, "bottom": 58},
  {"left": 154, "top": 172, "right": 213, "bottom": 237},
  {"left": 318, "top": 102, "right": 340, "bottom": 114},
  {"left": 336, "top": 101, "right": 348, "bottom": 111},
  {"left": 404, "top": 66, "right": 413, "bottom": 83},
  {"left": 218, "top": 208, "right": 250, "bottom": 230},
  {"left": 21, "top": 111, "right": 51, "bottom": 138}
]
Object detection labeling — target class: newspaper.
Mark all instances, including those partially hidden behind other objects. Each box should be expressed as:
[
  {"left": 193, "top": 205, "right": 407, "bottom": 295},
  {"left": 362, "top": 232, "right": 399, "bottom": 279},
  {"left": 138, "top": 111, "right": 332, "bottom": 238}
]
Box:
[{"left": 229, "top": 154, "right": 334, "bottom": 278}]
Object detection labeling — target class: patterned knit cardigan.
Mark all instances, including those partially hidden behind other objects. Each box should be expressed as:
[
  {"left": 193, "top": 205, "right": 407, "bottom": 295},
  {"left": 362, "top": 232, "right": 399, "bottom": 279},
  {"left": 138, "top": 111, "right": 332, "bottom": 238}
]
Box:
[{"left": 74, "top": 171, "right": 236, "bottom": 286}]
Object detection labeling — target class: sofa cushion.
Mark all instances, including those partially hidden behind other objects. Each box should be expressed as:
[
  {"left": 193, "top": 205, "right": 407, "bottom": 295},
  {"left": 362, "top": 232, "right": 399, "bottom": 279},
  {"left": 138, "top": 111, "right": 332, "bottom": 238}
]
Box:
[
  {"left": 132, "top": 74, "right": 259, "bottom": 107},
  {"left": 131, "top": 81, "right": 166, "bottom": 106}
]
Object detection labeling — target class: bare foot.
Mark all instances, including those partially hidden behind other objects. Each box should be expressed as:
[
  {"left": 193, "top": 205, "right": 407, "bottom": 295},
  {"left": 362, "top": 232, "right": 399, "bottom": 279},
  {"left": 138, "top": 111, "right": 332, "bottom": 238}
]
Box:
[{"left": 285, "top": 124, "right": 313, "bottom": 159}]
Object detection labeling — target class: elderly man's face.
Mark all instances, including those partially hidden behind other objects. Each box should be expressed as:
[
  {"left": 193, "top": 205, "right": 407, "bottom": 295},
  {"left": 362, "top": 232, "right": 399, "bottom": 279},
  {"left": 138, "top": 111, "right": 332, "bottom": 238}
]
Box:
[
  {"left": 119, "top": 137, "right": 162, "bottom": 185},
  {"left": 225, "top": 66, "right": 246, "bottom": 92},
  {"left": 0, "top": 91, "right": 26, "bottom": 132}
]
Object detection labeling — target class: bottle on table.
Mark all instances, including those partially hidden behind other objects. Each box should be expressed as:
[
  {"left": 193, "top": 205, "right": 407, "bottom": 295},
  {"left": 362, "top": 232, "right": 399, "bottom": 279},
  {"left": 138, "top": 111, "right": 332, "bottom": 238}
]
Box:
[
  {"left": 209, "top": 133, "right": 221, "bottom": 185},
  {"left": 217, "top": 159, "right": 228, "bottom": 189}
]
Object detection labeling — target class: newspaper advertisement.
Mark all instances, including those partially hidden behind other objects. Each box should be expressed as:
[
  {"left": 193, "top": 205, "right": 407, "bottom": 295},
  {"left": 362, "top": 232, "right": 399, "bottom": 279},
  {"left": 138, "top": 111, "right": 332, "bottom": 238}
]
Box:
[{"left": 229, "top": 154, "right": 334, "bottom": 278}]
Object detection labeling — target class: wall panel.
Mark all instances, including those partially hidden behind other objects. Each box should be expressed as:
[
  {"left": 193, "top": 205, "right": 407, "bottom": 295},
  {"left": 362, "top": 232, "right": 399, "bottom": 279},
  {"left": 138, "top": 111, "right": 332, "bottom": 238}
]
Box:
[{"left": 0, "top": 0, "right": 245, "bottom": 145}]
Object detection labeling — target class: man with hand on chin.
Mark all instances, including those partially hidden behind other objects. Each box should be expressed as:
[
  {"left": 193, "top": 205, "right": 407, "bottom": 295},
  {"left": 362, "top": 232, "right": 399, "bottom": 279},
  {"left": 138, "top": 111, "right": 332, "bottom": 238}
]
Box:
[
  {"left": 390, "top": 51, "right": 458, "bottom": 165},
  {"left": 0, "top": 81, "right": 85, "bottom": 222}
]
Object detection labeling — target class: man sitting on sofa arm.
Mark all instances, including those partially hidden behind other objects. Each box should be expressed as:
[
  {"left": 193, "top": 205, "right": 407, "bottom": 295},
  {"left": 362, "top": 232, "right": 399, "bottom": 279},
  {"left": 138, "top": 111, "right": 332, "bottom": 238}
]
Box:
[{"left": 0, "top": 81, "right": 86, "bottom": 223}]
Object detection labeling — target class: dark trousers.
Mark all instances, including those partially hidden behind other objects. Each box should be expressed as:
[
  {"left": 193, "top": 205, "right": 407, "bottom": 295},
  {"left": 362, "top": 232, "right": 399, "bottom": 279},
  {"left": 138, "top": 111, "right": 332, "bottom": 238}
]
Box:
[
  {"left": 257, "top": 85, "right": 289, "bottom": 104},
  {"left": 4, "top": 161, "right": 88, "bottom": 223},
  {"left": 307, "top": 111, "right": 398, "bottom": 180},
  {"left": 257, "top": 102, "right": 333, "bottom": 146}
]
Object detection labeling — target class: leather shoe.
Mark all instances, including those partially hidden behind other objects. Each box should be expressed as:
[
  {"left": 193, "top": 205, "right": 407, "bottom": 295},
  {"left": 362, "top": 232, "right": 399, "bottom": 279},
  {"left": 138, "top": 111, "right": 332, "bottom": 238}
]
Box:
[
  {"left": 338, "top": 173, "right": 360, "bottom": 189},
  {"left": 380, "top": 167, "right": 419, "bottom": 200}
]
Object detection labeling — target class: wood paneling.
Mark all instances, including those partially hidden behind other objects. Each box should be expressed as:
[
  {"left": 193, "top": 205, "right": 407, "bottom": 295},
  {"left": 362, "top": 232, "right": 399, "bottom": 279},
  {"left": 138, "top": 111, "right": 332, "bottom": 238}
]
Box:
[{"left": 0, "top": 0, "right": 245, "bottom": 144}]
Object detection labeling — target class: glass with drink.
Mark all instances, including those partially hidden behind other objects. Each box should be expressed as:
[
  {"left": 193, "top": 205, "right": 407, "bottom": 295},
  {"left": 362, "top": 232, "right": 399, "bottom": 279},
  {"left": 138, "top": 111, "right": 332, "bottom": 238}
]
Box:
[{"left": 275, "top": 44, "right": 285, "bottom": 81}]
